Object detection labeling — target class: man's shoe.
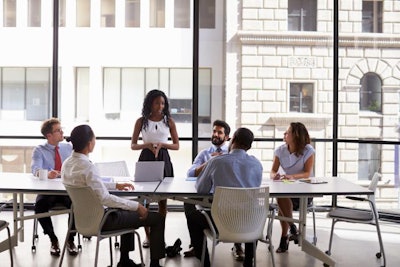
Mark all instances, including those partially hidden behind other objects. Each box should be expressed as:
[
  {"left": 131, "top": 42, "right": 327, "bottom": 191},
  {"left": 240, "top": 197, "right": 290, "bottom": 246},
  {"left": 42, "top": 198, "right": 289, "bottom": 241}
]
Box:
[
  {"left": 116, "top": 259, "right": 142, "bottom": 267},
  {"left": 183, "top": 246, "right": 196, "bottom": 257},
  {"left": 232, "top": 244, "right": 245, "bottom": 261},
  {"left": 50, "top": 240, "right": 60, "bottom": 256},
  {"left": 67, "top": 240, "right": 78, "bottom": 256}
]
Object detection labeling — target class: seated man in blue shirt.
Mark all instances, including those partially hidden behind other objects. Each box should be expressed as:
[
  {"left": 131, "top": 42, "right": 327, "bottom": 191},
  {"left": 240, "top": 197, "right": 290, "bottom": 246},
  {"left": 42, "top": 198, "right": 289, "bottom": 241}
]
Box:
[
  {"left": 184, "top": 120, "right": 245, "bottom": 261},
  {"left": 186, "top": 127, "right": 263, "bottom": 267},
  {"left": 31, "top": 118, "right": 77, "bottom": 256}
]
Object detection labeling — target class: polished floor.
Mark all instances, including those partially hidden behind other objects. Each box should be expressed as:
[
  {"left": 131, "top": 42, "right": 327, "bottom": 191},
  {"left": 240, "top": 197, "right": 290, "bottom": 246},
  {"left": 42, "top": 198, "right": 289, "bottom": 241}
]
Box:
[{"left": 0, "top": 209, "right": 399, "bottom": 267}]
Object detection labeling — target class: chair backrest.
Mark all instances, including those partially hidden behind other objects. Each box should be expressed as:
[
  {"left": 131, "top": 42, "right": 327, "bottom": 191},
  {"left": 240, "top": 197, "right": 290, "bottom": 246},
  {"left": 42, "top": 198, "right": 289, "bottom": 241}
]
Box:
[
  {"left": 368, "top": 172, "right": 382, "bottom": 192},
  {"left": 64, "top": 185, "right": 105, "bottom": 237},
  {"left": 211, "top": 186, "right": 269, "bottom": 243},
  {"left": 94, "top": 161, "right": 130, "bottom": 177}
]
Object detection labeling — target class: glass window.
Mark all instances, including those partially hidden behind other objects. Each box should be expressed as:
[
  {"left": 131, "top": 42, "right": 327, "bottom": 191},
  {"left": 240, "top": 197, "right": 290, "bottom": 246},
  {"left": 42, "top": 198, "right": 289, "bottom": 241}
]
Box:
[
  {"left": 362, "top": 0, "right": 382, "bottom": 33},
  {"left": 174, "top": 0, "right": 190, "bottom": 28},
  {"left": 77, "top": 0, "right": 91, "bottom": 27},
  {"left": 101, "top": 0, "right": 115, "bottom": 27},
  {"left": 199, "top": 0, "right": 215, "bottom": 29},
  {"left": 125, "top": 0, "right": 140, "bottom": 27},
  {"left": 3, "top": 0, "right": 16, "bottom": 27},
  {"left": 289, "top": 83, "right": 314, "bottom": 113},
  {"left": 358, "top": 143, "right": 381, "bottom": 180},
  {"left": 288, "top": 0, "right": 316, "bottom": 31},
  {"left": 150, "top": 0, "right": 165, "bottom": 28},
  {"left": 360, "top": 72, "right": 382, "bottom": 112},
  {"left": 28, "top": 0, "right": 41, "bottom": 27}
]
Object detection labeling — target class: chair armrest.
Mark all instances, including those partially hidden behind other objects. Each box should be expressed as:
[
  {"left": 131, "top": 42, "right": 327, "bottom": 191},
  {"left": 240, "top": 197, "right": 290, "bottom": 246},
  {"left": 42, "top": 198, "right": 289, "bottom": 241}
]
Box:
[
  {"left": 199, "top": 208, "right": 217, "bottom": 238},
  {"left": 98, "top": 208, "right": 119, "bottom": 230},
  {"left": 345, "top": 196, "right": 367, "bottom": 202}
]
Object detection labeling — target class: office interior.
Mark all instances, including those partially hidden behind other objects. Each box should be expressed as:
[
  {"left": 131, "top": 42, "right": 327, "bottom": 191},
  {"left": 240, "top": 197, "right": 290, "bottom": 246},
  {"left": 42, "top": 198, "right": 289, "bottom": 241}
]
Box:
[{"left": 0, "top": 0, "right": 400, "bottom": 266}]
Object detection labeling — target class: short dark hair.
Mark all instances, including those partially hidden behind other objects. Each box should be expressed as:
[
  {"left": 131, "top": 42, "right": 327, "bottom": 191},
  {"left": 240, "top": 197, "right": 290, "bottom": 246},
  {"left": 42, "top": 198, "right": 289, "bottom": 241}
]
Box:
[
  {"left": 213, "top": 120, "right": 231, "bottom": 136},
  {"left": 41, "top": 118, "right": 61, "bottom": 137},
  {"left": 66, "top": 125, "right": 94, "bottom": 152},
  {"left": 232, "top": 127, "right": 254, "bottom": 151}
]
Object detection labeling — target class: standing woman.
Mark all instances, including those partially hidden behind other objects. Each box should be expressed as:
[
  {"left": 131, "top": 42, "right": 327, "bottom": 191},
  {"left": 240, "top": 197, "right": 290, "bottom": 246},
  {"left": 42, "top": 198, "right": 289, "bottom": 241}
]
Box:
[
  {"left": 270, "top": 122, "right": 315, "bottom": 253},
  {"left": 131, "top": 89, "right": 180, "bottom": 248}
]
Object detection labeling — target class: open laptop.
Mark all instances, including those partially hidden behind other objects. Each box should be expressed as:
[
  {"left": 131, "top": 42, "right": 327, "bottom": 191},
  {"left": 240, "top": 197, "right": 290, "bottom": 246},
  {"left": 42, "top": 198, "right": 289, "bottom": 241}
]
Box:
[{"left": 133, "top": 161, "right": 165, "bottom": 182}]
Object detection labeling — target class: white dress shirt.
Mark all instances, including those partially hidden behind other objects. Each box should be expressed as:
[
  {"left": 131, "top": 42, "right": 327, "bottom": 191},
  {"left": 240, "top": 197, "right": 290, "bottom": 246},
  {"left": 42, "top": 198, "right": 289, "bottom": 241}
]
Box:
[{"left": 61, "top": 151, "right": 139, "bottom": 211}]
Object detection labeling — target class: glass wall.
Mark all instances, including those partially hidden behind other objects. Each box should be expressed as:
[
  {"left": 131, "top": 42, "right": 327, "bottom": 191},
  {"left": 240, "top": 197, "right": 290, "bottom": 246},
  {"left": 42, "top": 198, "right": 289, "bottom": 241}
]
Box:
[{"left": 0, "top": 0, "right": 399, "bottom": 209}]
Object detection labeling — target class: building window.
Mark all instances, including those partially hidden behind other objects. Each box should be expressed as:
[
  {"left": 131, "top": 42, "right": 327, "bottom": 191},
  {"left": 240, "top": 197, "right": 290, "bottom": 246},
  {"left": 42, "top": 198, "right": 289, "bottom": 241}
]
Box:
[
  {"left": 3, "top": 0, "right": 16, "bottom": 27},
  {"left": 125, "top": 0, "right": 140, "bottom": 27},
  {"left": 358, "top": 143, "right": 381, "bottom": 181},
  {"left": 59, "top": 0, "right": 66, "bottom": 27},
  {"left": 28, "top": 0, "right": 41, "bottom": 27},
  {"left": 199, "top": 0, "right": 215, "bottom": 29},
  {"left": 289, "top": 83, "right": 314, "bottom": 113},
  {"left": 77, "top": 0, "right": 91, "bottom": 27},
  {"left": 362, "top": 0, "right": 383, "bottom": 33},
  {"left": 288, "top": 0, "right": 316, "bottom": 31},
  {"left": 360, "top": 72, "right": 382, "bottom": 112},
  {"left": 75, "top": 68, "right": 90, "bottom": 121},
  {"left": 150, "top": 0, "right": 165, "bottom": 28},
  {"left": 174, "top": 0, "right": 190, "bottom": 28},
  {"left": 1, "top": 67, "right": 50, "bottom": 121},
  {"left": 101, "top": 0, "right": 115, "bottom": 27}
]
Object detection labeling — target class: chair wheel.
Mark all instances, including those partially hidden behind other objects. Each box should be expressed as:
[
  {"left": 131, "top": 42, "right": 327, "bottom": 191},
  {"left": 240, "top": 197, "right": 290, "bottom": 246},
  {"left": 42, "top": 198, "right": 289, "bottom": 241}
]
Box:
[
  {"left": 325, "top": 250, "right": 331, "bottom": 256},
  {"left": 323, "top": 263, "right": 329, "bottom": 267},
  {"left": 114, "top": 242, "right": 120, "bottom": 248},
  {"left": 376, "top": 252, "right": 381, "bottom": 258},
  {"left": 31, "top": 245, "right": 36, "bottom": 252},
  {"left": 78, "top": 244, "right": 82, "bottom": 250}
]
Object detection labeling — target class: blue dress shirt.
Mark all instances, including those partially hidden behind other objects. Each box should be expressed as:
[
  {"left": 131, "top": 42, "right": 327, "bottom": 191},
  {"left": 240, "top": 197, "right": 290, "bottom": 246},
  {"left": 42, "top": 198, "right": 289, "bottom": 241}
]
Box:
[
  {"left": 195, "top": 149, "right": 263, "bottom": 194},
  {"left": 31, "top": 142, "right": 72, "bottom": 176},
  {"left": 187, "top": 143, "right": 229, "bottom": 177}
]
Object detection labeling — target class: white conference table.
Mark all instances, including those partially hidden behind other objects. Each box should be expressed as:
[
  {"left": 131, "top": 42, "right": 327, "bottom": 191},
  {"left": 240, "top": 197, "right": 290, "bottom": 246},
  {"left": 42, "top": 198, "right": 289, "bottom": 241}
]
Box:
[
  {"left": 155, "top": 176, "right": 374, "bottom": 267},
  {"left": 0, "top": 172, "right": 159, "bottom": 251},
  {"left": 0, "top": 173, "right": 374, "bottom": 266}
]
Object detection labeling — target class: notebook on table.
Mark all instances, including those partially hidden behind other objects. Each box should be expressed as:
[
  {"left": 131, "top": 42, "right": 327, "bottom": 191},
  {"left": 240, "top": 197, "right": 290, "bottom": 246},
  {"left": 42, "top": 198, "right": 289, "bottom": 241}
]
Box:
[{"left": 133, "top": 161, "right": 165, "bottom": 182}]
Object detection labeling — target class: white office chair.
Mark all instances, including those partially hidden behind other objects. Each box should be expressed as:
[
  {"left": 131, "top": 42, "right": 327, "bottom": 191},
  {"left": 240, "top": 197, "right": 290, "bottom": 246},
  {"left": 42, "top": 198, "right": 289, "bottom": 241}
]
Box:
[
  {"left": 31, "top": 204, "right": 75, "bottom": 252},
  {"left": 94, "top": 160, "right": 130, "bottom": 248},
  {"left": 200, "top": 186, "right": 275, "bottom": 267},
  {"left": 0, "top": 220, "right": 13, "bottom": 267},
  {"left": 94, "top": 160, "right": 130, "bottom": 177},
  {"left": 325, "top": 172, "right": 386, "bottom": 267},
  {"left": 59, "top": 185, "right": 144, "bottom": 267}
]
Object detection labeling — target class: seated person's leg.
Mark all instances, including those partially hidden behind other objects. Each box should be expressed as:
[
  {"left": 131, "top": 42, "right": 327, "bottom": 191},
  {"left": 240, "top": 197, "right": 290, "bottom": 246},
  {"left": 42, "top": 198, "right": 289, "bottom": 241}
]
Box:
[{"left": 186, "top": 209, "right": 211, "bottom": 267}]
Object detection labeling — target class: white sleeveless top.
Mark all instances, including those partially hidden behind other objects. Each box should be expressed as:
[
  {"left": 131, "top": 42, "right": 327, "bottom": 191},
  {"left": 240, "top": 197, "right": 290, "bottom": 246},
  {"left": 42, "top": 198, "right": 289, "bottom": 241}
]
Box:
[{"left": 141, "top": 119, "right": 169, "bottom": 143}]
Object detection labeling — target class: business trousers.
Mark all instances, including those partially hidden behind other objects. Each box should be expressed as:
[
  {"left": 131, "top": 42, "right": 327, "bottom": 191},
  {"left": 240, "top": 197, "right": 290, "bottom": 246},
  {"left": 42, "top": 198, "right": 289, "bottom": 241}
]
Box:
[
  {"left": 102, "top": 209, "right": 166, "bottom": 261},
  {"left": 35, "top": 194, "right": 75, "bottom": 242},
  {"left": 186, "top": 209, "right": 255, "bottom": 267}
]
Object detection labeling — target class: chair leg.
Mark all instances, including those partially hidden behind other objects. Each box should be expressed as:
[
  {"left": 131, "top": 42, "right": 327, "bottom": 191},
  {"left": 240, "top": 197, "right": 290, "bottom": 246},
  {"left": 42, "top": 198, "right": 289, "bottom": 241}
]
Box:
[
  {"left": 326, "top": 219, "right": 337, "bottom": 255},
  {"left": 372, "top": 205, "right": 386, "bottom": 267},
  {"left": 134, "top": 231, "right": 144, "bottom": 267},
  {"left": 32, "top": 218, "right": 38, "bottom": 252},
  {"left": 109, "top": 237, "right": 113, "bottom": 267},
  {"left": 59, "top": 230, "right": 71, "bottom": 267},
  {"left": 312, "top": 209, "right": 317, "bottom": 245},
  {"left": 6, "top": 225, "right": 13, "bottom": 267}
]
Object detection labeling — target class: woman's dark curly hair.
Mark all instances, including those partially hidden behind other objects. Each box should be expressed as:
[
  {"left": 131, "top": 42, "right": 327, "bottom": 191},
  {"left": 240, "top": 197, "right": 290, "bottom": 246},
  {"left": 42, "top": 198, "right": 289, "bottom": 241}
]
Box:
[
  {"left": 290, "top": 122, "right": 311, "bottom": 157},
  {"left": 141, "top": 89, "right": 171, "bottom": 130}
]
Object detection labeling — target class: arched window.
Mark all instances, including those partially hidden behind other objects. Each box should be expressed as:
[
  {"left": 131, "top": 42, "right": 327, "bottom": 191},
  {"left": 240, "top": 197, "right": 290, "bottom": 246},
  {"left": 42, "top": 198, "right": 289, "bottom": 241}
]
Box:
[{"left": 360, "top": 72, "right": 382, "bottom": 112}]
